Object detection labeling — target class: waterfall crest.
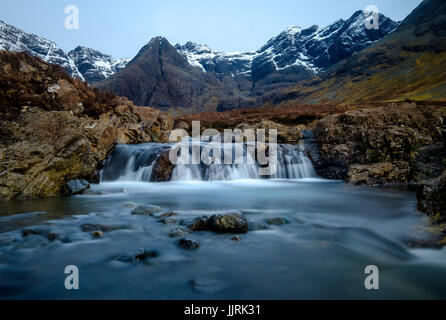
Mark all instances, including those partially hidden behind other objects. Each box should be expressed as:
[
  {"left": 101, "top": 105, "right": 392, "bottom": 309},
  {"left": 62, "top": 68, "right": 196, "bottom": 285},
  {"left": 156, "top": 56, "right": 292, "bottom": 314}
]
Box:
[{"left": 101, "top": 142, "right": 316, "bottom": 182}]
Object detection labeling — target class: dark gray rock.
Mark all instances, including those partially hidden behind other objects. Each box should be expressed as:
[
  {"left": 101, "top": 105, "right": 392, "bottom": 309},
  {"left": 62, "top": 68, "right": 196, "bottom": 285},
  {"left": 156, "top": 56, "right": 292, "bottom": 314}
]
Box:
[{"left": 178, "top": 238, "right": 200, "bottom": 250}]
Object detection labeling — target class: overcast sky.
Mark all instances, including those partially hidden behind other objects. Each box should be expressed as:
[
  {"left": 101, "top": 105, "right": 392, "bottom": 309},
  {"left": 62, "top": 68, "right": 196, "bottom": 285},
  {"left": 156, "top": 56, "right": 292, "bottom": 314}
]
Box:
[{"left": 0, "top": 0, "right": 423, "bottom": 58}]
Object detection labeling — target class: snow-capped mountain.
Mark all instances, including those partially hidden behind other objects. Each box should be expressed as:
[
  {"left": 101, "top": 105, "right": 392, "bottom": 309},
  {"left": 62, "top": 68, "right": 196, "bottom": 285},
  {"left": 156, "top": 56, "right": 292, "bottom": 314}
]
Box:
[
  {"left": 0, "top": 20, "right": 84, "bottom": 80},
  {"left": 176, "top": 10, "right": 399, "bottom": 86},
  {"left": 175, "top": 42, "right": 255, "bottom": 77},
  {"left": 0, "top": 20, "right": 128, "bottom": 83},
  {"left": 68, "top": 46, "right": 130, "bottom": 83}
]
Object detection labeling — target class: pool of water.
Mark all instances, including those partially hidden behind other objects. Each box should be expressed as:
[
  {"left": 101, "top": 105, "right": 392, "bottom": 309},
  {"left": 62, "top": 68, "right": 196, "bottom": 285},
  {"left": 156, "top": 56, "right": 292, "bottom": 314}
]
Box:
[{"left": 1, "top": 179, "right": 445, "bottom": 300}]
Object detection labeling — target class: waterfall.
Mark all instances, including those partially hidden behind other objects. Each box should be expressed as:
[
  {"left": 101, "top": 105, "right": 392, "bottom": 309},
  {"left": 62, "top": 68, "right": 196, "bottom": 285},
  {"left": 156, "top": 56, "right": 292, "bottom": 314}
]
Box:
[{"left": 101, "top": 141, "right": 316, "bottom": 182}]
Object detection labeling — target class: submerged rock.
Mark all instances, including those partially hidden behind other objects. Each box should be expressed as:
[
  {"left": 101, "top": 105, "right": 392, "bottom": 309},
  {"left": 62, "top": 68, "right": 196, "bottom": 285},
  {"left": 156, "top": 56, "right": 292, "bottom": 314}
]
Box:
[
  {"left": 168, "top": 228, "right": 190, "bottom": 238},
  {"left": 114, "top": 248, "right": 159, "bottom": 263},
  {"left": 178, "top": 238, "right": 200, "bottom": 250},
  {"left": 208, "top": 213, "right": 248, "bottom": 234},
  {"left": 266, "top": 217, "right": 289, "bottom": 226},
  {"left": 160, "top": 217, "right": 177, "bottom": 225},
  {"left": 131, "top": 205, "right": 162, "bottom": 216}
]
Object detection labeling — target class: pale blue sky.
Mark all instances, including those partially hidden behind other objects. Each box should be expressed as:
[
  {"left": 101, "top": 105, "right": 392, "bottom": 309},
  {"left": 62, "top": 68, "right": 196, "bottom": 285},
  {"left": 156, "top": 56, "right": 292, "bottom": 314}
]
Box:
[{"left": 0, "top": 0, "right": 423, "bottom": 58}]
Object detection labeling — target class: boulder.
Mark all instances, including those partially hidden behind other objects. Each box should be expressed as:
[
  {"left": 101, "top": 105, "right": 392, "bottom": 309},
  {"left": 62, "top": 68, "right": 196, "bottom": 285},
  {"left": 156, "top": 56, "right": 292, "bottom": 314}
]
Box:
[
  {"left": 131, "top": 205, "right": 163, "bottom": 216},
  {"left": 208, "top": 213, "right": 248, "bottom": 234}
]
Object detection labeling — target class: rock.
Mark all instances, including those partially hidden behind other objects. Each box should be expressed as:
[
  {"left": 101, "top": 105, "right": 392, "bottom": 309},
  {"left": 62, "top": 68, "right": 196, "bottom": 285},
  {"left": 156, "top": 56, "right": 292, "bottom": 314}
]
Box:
[
  {"left": 156, "top": 211, "right": 179, "bottom": 219},
  {"left": 266, "top": 217, "right": 289, "bottom": 226},
  {"left": 80, "top": 224, "right": 102, "bottom": 232},
  {"left": 131, "top": 205, "right": 162, "bottom": 216},
  {"left": 231, "top": 236, "right": 241, "bottom": 242},
  {"left": 150, "top": 151, "right": 174, "bottom": 182},
  {"left": 187, "top": 216, "right": 210, "bottom": 232},
  {"left": 65, "top": 179, "right": 90, "bottom": 195},
  {"left": 92, "top": 231, "right": 104, "bottom": 238},
  {"left": 314, "top": 104, "right": 446, "bottom": 184},
  {"left": 114, "top": 248, "right": 159, "bottom": 263},
  {"left": 80, "top": 223, "right": 127, "bottom": 233},
  {"left": 178, "top": 238, "right": 200, "bottom": 250},
  {"left": 21, "top": 228, "right": 43, "bottom": 237},
  {"left": 122, "top": 202, "right": 136, "bottom": 208},
  {"left": 0, "top": 51, "right": 173, "bottom": 200},
  {"left": 168, "top": 228, "right": 190, "bottom": 238},
  {"left": 417, "top": 170, "right": 446, "bottom": 221},
  {"left": 208, "top": 213, "right": 248, "bottom": 234},
  {"left": 236, "top": 121, "right": 302, "bottom": 144},
  {"left": 160, "top": 217, "right": 177, "bottom": 225},
  {"left": 47, "top": 232, "right": 62, "bottom": 242}
]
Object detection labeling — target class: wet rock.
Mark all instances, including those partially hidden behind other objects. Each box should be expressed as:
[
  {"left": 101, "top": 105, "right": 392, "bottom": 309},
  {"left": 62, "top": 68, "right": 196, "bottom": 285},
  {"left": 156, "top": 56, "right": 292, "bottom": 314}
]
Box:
[
  {"left": 80, "top": 223, "right": 127, "bottom": 233},
  {"left": 156, "top": 211, "right": 179, "bottom": 219},
  {"left": 248, "top": 223, "right": 268, "bottom": 231},
  {"left": 47, "top": 232, "right": 61, "bottom": 242},
  {"left": 131, "top": 205, "right": 162, "bottom": 216},
  {"left": 266, "top": 217, "right": 289, "bottom": 226},
  {"left": 187, "top": 216, "right": 210, "bottom": 232},
  {"left": 65, "top": 179, "right": 90, "bottom": 195},
  {"left": 150, "top": 151, "right": 174, "bottom": 182},
  {"left": 92, "top": 231, "right": 104, "bottom": 238},
  {"left": 160, "top": 217, "right": 177, "bottom": 225},
  {"left": 21, "top": 228, "right": 43, "bottom": 237},
  {"left": 231, "top": 236, "right": 242, "bottom": 242},
  {"left": 417, "top": 170, "right": 446, "bottom": 221},
  {"left": 122, "top": 202, "right": 136, "bottom": 208},
  {"left": 80, "top": 224, "right": 102, "bottom": 232},
  {"left": 114, "top": 248, "right": 159, "bottom": 263},
  {"left": 178, "top": 238, "right": 200, "bottom": 250},
  {"left": 168, "top": 228, "right": 190, "bottom": 238},
  {"left": 208, "top": 213, "right": 248, "bottom": 234}
]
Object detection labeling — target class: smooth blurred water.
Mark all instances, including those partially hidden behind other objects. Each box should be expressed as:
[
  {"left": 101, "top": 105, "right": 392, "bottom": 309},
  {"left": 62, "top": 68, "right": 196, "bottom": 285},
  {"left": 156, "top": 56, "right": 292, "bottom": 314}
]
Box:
[{"left": 1, "top": 179, "right": 446, "bottom": 300}]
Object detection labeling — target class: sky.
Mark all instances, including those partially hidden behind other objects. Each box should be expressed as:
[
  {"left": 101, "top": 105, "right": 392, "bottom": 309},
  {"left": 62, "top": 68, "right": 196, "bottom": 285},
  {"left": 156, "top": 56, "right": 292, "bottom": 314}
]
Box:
[{"left": 0, "top": 0, "right": 424, "bottom": 59}]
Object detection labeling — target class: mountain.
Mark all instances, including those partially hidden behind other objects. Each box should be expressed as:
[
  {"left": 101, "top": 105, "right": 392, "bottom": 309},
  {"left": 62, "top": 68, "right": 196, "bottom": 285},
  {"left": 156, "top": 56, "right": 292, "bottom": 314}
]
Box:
[
  {"left": 0, "top": 20, "right": 128, "bottom": 83},
  {"left": 264, "top": 0, "right": 446, "bottom": 106},
  {"left": 68, "top": 46, "right": 130, "bottom": 83},
  {"left": 96, "top": 37, "right": 256, "bottom": 114},
  {"left": 98, "top": 10, "right": 397, "bottom": 113}
]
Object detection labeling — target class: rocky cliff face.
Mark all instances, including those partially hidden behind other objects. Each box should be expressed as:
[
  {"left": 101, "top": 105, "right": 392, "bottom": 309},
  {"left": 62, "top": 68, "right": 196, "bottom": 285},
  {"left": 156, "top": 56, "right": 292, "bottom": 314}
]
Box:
[
  {"left": 0, "top": 51, "right": 173, "bottom": 200},
  {"left": 0, "top": 20, "right": 128, "bottom": 83},
  {"left": 313, "top": 103, "right": 446, "bottom": 185}
]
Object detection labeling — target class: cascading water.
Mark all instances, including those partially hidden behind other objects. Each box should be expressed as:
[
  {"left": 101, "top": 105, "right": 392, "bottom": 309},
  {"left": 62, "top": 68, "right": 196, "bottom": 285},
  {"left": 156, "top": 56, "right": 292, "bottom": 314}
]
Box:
[{"left": 100, "top": 140, "right": 316, "bottom": 182}]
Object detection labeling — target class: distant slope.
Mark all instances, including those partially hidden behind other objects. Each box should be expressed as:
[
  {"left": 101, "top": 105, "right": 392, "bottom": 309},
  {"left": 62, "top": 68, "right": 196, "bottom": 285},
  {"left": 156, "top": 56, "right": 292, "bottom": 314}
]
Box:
[{"left": 265, "top": 0, "right": 446, "bottom": 106}]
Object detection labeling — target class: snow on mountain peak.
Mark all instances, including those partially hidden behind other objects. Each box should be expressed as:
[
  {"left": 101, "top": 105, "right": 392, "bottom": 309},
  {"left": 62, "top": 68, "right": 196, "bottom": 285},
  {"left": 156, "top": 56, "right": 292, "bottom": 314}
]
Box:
[{"left": 0, "top": 20, "right": 128, "bottom": 83}]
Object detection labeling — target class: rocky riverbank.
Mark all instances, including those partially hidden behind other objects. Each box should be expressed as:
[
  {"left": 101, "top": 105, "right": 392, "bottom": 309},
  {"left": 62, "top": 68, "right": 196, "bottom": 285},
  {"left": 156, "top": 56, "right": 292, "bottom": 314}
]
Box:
[
  {"left": 310, "top": 103, "right": 446, "bottom": 224},
  {"left": 0, "top": 51, "right": 173, "bottom": 199}
]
